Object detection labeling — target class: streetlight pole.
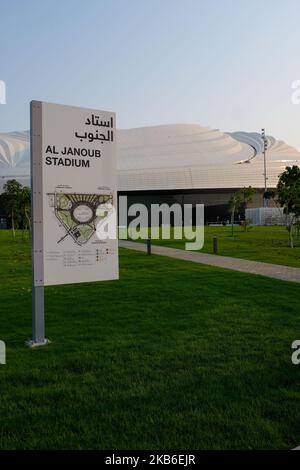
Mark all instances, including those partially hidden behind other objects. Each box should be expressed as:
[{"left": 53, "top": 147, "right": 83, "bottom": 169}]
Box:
[{"left": 261, "top": 128, "right": 268, "bottom": 207}]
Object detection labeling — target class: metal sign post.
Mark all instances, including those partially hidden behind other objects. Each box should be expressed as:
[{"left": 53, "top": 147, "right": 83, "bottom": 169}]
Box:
[
  {"left": 27, "top": 101, "right": 118, "bottom": 346},
  {"left": 28, "top": 101, "right": 48, "bottom": 346},
  {"left": 31, "top": 286, "right": 46, "bottom": 345}
]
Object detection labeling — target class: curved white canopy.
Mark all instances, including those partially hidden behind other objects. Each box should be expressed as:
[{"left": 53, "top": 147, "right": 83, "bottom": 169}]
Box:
[{"left": 0, "top": 124, "right": 299, "bottom": 191}]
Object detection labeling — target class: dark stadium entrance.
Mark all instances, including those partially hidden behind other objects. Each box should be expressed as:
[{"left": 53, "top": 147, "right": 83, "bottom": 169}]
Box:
[{"left": 118, "top": 188, "right": 264, "bottom": 226}]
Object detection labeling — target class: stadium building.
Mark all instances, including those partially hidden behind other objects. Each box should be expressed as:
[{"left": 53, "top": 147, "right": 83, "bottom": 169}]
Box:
[{"left": 1, "top": 124, "right": 299, "bottom": 223}]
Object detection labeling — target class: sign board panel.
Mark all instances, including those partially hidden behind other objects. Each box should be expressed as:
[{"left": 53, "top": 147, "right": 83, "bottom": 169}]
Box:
[{"left": 31, "top": 101, "right": 118, "bottom": 286}]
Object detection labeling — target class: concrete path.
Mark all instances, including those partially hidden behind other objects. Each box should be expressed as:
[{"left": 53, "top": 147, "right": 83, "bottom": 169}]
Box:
[{"left": 119, "top": 240, "right": 300, "bottom": 284}]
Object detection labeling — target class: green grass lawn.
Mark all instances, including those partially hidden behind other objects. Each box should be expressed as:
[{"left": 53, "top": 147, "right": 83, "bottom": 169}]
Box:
[
  {"left": 1, "top": 230, "right": 300, "bottom": 449},
  {"left": 125, "top": 226, "right": 300, "bottom": 268}
]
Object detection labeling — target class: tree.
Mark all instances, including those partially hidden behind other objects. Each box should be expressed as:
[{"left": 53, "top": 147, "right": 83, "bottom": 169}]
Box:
[
  {"left": 20, "top": 186, "right": 31, "bottom": 236},
  {"left": 228, "top": 192, "right": 242, "bottom": 236},
  {"left": 227, "top": 186, "right": 256, "bottom": 236},
  {"left": 2, "top": 180, "right": 23, "bottom": 237},
  {"left": 276, "top": 166, "right": 300, "bottom": 248},
  {"left": 241, "top": 186, "right": 256, "bottom": 231},
  {"left": 266, "top": 166, "right": 300, "bottom": 248}
]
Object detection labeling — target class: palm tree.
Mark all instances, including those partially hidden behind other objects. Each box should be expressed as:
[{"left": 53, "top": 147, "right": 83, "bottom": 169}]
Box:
[
  {"left": 228, "top": 193, "right": 242, "bottom": 236},
  {"left": 241, "top": 186, "right": 256, "bottom": 231}
]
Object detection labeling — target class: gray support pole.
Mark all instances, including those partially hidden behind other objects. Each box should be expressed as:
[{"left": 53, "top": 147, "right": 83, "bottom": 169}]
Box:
[
  {"left": 262, "top": 128, "right": 268, "bottom": 208},
  {"left": 27, "top": 101, "right": 48, "bottom": 347},
  {"left": 263, "top": 145, "right": 267, "bottom": 208},
  {"left": 32, "top": 286, "right": 45, "bottom": 344}
]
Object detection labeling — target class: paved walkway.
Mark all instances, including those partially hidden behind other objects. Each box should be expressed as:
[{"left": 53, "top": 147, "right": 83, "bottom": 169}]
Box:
[{"left": 119, "top": 240, "right": 300, "bottom": 284}]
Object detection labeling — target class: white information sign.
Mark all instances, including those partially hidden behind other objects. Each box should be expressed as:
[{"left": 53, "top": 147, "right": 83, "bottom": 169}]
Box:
[{"left": 31, "top": 101, "right": 119, "bottom": 286}]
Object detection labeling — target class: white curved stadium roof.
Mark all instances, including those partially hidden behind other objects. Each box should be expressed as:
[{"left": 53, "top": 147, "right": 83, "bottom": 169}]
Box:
[{"left": 0, "top": 124, "right": 299, "bottom": 192}]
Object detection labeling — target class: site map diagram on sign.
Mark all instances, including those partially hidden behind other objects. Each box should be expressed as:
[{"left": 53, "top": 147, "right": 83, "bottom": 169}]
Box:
[
  {"left": 48, "top": 190, "right": 113, "bottom": 246},
  {"left": 31, "top": 101, "right": 118, "bottom": 286}
]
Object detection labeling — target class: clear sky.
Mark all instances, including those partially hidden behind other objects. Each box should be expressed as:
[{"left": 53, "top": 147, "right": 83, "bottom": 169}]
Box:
[{"left": 1, "top": 0, "right": 300, "bottom": 149}]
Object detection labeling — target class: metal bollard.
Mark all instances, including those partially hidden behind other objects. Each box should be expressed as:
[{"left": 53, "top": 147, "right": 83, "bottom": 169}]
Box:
[
  {"left": 213, "top": 236, "right": 218, "bottom": 255},
  {"left": 147, "top": 238, "right": 151, "bottom": 255}
]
